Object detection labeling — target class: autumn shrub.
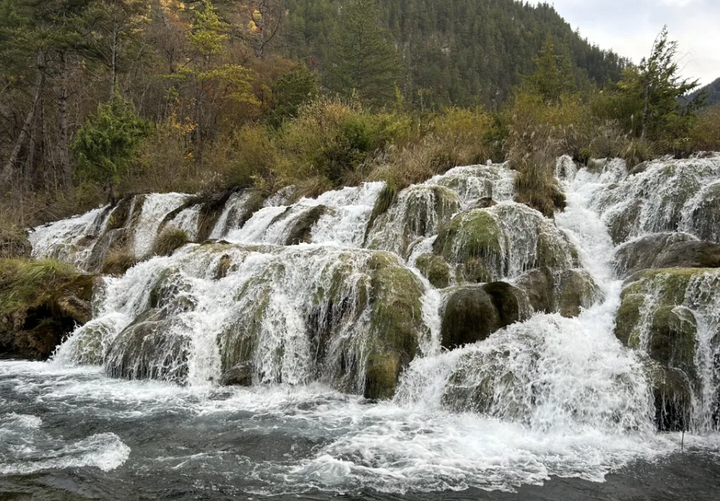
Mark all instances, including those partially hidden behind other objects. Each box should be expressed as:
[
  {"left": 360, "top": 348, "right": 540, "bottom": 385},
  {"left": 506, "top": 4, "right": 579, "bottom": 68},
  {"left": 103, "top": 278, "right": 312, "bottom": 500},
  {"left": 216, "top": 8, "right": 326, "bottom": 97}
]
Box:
[{"left": 690, "top": 104, "right": 720, "bottom": 152}]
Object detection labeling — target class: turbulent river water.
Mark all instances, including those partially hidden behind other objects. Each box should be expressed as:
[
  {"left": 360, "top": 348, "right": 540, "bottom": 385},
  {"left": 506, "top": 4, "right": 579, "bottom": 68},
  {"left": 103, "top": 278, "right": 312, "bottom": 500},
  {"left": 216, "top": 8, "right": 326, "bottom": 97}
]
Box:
[{"left": 2, "top": 158, "right": 720, "bottom": 500}]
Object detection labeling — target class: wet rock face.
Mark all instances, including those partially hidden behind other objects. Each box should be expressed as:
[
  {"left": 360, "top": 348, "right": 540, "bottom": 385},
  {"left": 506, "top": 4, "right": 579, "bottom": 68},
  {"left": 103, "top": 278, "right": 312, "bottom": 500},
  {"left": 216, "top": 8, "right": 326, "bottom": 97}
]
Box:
[
  {"left": 513, "top": 267, "right": 601, "bottom": 318},
  {"left": 615, "top": 268, "right": 720, "bottom": 431},
  {"left": 615, "top": 233, "right": 720, "bottom": 278},
  {"left": 440, "top": 283, "right": 528, "bottom": 350}
]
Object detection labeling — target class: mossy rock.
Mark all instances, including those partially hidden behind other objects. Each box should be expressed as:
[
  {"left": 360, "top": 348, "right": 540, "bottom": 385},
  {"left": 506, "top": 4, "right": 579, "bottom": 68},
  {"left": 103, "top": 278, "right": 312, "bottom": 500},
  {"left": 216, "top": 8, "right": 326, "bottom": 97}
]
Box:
[
  {"left": 606, "top": 199, "right": 642, "bottom": 245},
  {"left": 415, "top": 253, "right": 451, "bottom": 288},
  {"left": 105, "top": 309, "right": 189, "bottom": 383},
  {"left": 649, "top": 306, "right": 697, "bottom": 376},
  {"left": 615, "top": 293, "right": 645, "bottom": 348},
  {"left": 152, "top": 229, "right": 190, "bottom": 257},
  {"left": 683, "top": 182, "right": 720, "bottom": 244},
  {"left": 648, "top": 363, "right": 693, "bottom": 432},
  {"left": 366, "top": 185, "right": 460, "bottom": 257},
  {"left": 615, "top": 232, "right": 720, "bottom": 277},
  {"left": 440, "top": 282, "right": 527, "bottom": 350},
  {"left": 515, "top": 267, "right": 555, "bottom": 314},
  {"left": 365, "top": 253, "right": 425, "bottom": 399},
  {"left": 441, "top": 286, "right": 500, "bottom": 350},
  {"left": 434, "top": 209, "right": 502, "bottom": 273},
  {"left": 556, "top": 270, "right": 602, "bottom": 318},
  {"left": 284, "top": 205, "right": 328, "bottom": 245},
  {"left": 0, "top": 259, "right": 94, "bottom": 360}
]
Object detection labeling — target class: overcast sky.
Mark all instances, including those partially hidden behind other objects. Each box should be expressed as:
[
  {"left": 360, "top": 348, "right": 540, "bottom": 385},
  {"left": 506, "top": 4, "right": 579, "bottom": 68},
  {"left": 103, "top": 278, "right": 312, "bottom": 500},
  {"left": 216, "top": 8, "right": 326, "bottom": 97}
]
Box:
[{"left": 534, "top": 0, "right": 720, "bottom": 85}]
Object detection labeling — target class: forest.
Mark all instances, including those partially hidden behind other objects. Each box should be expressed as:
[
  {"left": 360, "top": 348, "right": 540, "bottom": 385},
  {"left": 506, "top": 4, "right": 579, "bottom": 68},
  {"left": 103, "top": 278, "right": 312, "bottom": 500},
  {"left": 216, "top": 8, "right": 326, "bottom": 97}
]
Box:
[{"left": 1, "top": 0, "right": 718, "bottom": 258}]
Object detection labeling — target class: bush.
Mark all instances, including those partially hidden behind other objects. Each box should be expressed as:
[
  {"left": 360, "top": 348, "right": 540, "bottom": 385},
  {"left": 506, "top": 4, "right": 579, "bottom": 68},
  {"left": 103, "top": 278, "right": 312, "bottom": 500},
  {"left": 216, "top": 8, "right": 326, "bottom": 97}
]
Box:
[{"left": 152, "top": 229, "right": 190, "bottom": 257}]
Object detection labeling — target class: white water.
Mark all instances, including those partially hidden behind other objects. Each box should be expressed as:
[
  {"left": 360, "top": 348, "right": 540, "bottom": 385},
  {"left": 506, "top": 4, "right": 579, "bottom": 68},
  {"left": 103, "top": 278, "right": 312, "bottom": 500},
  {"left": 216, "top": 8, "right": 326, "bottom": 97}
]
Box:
[
  {"left": 133, "top": 193, "right": 190, "bottom": 258},
  {"left": 11, "top": 157, "right": 720, "bottom": 493}
]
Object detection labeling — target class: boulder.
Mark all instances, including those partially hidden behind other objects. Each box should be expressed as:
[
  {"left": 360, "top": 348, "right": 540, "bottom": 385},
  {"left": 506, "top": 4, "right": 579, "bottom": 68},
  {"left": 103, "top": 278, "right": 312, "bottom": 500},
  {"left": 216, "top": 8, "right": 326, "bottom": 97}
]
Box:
[
  {"left": 415, "top": 253, "right": 451, "bottom": 289},
  {"left": 440, "top": 282, "right": 527, "bottom": 350},
  {"left": 615, "top": 232, "right": 720, "bottom": 277}
]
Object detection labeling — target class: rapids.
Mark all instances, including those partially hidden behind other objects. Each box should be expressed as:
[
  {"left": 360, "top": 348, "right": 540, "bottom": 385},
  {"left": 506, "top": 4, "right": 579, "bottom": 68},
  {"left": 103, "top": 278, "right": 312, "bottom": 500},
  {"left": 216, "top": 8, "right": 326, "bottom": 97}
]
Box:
[{"left": 4, "top": 157, "right": 720, "bottom": 498}]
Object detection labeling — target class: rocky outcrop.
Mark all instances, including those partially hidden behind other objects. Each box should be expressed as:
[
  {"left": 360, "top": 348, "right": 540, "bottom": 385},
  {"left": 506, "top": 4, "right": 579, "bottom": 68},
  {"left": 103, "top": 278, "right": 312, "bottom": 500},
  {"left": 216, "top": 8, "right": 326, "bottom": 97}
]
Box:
[
  {"left": 514, "top": 267, "right": 602, "bottom": 317},
  {"left": 615, "top": 232, "right": 720, "bottom": 277},
  {"left": 615, "top": 268, "right": 719, "bottom": 431},
  {"left": 0, "top": 259, "right": 93, "bottom": 359},
  {"left": 433, "top": 203, "right": 578, "bottom": 283}
]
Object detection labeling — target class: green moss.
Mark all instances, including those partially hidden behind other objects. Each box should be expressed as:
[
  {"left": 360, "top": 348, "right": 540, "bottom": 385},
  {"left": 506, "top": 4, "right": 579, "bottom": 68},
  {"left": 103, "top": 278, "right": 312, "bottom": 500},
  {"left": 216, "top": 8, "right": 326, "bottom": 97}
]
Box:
[
  {"left": 365, "top": 255, "right": 425, "bottom": 399},
  {"left": 649, "top": 306, "right": 697, "bottom": 374},
  {"left": 415, "top": 253, "right": 450, "bottom": 288},
  {"left": 152, "top": 229, "right": 190, "bottom": 257},
  {"left": 434, "top": 209, "right": 502, "bottom": 271},
  {"left": 615, "top": 293, "right": 645, "bottom": 347}
]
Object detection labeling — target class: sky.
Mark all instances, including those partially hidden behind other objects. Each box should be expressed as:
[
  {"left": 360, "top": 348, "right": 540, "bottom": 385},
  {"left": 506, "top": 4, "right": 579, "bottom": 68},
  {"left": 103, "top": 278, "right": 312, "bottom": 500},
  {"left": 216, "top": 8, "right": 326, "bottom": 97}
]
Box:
[{"left": 534, "top": 0, "right": 720, "bottom": 86}]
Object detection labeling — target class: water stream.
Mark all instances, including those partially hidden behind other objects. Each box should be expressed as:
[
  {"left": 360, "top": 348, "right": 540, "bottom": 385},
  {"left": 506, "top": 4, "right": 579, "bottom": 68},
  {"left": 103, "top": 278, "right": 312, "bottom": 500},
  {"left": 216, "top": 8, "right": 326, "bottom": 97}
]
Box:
[{"left": 4, "top": 159, "right": 720, "bottom": 499}]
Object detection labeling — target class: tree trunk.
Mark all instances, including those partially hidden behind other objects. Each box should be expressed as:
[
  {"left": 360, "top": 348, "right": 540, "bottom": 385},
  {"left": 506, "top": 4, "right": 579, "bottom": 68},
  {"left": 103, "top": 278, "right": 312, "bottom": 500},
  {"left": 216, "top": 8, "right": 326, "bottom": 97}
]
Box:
[
  {"left": 58, "top": 52, "right": 72, "bottom": 188},
  {"left": 110, "top": 25, "right": 119, "bottom": 97},
  {"left": 0, "top": 56, "right": 45, "bottom": 189}
]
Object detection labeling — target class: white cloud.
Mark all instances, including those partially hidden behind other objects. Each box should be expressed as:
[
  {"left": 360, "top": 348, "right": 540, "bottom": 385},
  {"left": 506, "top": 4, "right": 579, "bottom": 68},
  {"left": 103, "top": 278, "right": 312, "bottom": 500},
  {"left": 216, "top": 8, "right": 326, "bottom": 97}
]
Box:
[{"left": 533, "top": 0, "right": 720, "bottom": 85}]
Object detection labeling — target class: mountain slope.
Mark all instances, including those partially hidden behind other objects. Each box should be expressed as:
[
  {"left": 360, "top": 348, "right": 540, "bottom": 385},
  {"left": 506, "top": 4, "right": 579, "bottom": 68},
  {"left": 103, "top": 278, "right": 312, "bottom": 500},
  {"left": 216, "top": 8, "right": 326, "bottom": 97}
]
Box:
[
  {"left": 284, "top": 0, "right": 629, "bottom": 108},
  {"left": 691, "top": 77, "right": 720, "bottom": 107}
]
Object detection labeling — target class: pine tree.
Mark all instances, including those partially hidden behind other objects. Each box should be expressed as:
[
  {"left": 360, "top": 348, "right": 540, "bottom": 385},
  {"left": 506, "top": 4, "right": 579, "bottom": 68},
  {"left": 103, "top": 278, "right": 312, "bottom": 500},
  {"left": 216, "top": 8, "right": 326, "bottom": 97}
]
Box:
[{"left": 326, "top": 0, "right": 402, "bottom": 107}]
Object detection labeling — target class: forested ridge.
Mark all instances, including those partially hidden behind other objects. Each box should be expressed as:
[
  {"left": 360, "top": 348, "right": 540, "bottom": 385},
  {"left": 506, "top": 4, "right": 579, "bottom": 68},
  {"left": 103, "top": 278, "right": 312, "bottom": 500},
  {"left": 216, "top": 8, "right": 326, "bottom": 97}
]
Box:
[
  {"left": 0, "top": 0, "right": 718, "bottom": 259},
  {"left": 284, "top": 0, "right": 629, "bottom": 107}
]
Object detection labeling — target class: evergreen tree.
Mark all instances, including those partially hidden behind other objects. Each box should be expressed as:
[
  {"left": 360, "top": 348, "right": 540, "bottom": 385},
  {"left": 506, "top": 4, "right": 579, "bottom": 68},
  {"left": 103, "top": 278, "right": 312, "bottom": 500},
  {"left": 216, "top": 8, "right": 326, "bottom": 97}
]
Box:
[
  {"left": 525, "top": 33, "right": 575, "bottom": 103},
  {"left": 326, "top": 0, "right": 402, "bottom": 107},
  {"left": 72, "top": 94, "right": 150, "bottom": 203},
  {"left": 613, "top": 26, "right": 700, "bottom": 143}
]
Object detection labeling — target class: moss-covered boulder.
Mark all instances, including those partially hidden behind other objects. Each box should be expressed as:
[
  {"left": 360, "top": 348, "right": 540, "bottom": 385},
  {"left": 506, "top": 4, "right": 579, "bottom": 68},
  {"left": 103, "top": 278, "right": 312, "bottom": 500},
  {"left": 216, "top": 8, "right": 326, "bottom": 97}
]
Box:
[
  {"left": 615, "top": 268, "right": 717, "bottom": 430},
  {"left": 514, "top": 267, "right": 555, "bottom": 314},
  {"left": 0, "top": 259, "right": 94, "bottom": 359},
  {"left": 284, "top": 205, "right": 328, "bottom": 245},
  {"left": 681, "top": 181, "right": 720, "bottom": 244},
  {"left": 105, "top": 309, "right": 189, "bottom": 383},
  {"left": 365, "top": 253, "right": 426, "bottom": 399},
  {"left": 367, "top": 185, "right": 460, "bottom": 258},
  {"left": 440, "top": 282, "right": 528, "bottom": 350},
  {"left": 513, "top": 267, "right": 600, "bottom": 318},
  {"left": 434, "top": 203, "right": 578, "bottom": 283},
  {"left": 441, "top": 286, "right": 500, "bottom": 349},
  {"left": 615, "top": 232, "right": 720, "bottom": 277},
  {"left": 152, "top": 229, "right": 190, "bottom": 257},
  {"left": 415, "top": 253, "right": 451, "bottom": 288},
  {"left": 434, "top": 209, "right": 502, "bottom": 283},
  {"left": 647, "top": 363, "right": 693, "bottom": 432}
]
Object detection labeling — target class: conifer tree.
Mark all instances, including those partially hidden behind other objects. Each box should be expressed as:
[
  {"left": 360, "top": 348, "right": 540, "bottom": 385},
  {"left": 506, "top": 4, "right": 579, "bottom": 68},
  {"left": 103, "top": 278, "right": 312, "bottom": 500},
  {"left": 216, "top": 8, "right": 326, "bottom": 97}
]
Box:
[{"left": 326, "top": 0, "right": 402, "bottom": 107}]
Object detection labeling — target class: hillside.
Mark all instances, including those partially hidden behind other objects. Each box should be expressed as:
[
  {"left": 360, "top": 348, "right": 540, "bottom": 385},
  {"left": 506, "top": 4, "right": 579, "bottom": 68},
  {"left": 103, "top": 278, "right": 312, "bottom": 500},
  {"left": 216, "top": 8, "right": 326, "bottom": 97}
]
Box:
[
  {"left": 284, "top": 0, "right": 629, "bottom": 107},
  {"left": 691, "top": 77, "right": 720, "bottom": 107}
]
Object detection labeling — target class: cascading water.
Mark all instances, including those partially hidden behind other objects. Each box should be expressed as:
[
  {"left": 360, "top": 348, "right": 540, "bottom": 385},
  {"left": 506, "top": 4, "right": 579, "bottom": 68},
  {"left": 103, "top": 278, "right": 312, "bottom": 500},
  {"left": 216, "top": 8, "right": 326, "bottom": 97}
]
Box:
[{"left": 4, "top": 158, "right": 720, "bottom": 498}]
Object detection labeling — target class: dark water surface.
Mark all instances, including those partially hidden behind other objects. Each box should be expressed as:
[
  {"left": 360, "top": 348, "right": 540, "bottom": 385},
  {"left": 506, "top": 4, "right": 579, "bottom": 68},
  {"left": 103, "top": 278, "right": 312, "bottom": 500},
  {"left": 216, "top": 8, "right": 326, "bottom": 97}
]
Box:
[{"left": 2, "top": 361, "right": 718, "bottom": 501}]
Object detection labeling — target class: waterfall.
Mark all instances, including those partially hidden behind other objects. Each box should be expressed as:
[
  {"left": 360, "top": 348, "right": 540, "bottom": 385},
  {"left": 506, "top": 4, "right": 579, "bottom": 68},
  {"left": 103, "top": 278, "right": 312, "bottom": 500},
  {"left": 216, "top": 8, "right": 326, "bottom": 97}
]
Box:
[{"left": 16, "top": 155, "right": 720, "bottom": 494}]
